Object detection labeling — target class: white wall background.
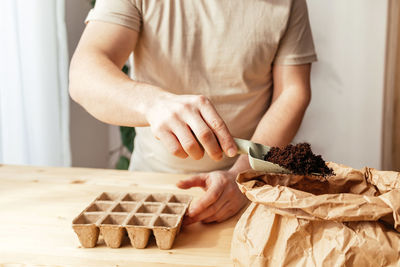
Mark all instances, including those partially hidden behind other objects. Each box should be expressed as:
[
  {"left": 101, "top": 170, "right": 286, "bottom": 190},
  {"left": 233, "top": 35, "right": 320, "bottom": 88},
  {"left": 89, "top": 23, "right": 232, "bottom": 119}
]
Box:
[
  {"left": 294, "top": 0, "right": 388, "bottom": 169},
  {"left": 66, "top": 0, "right": 389, "bottom": 170}
]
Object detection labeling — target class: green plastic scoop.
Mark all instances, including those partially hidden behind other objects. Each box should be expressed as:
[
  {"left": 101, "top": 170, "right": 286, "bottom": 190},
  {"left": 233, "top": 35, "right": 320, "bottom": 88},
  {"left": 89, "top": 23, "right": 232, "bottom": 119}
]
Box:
[{"left": 234, "top": 138, "right": 291, "bottom": 173}]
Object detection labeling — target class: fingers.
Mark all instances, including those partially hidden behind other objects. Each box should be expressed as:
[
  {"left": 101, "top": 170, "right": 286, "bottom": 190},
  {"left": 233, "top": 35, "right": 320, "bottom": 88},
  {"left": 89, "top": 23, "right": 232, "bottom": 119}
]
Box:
[
  {"left": 188, "top": 180, "right": 224, "bottom": 218},
  {"left": 202, "top": 201, "right": 230, "bottom": 223},
  {"left": 149, "top": 94, "right": 236, "bottom": 161},
  {"left": 185, "top": 202, "right": 237, "bottom": 225},
  {"left": 218, "top": 209, "right": 237, "bottom": 222},
  {"left": 183, "top": 215, "right": 196, "bottom": 225},
  {"left": 188, "top": 193, "right": 228, "bottom": 223},
  {"left": 176, "top": 175, "right": 206, "bottom": 189},
  {"left": 156, "top": 131, "right": 188, "bottom": 158},
  {"left": 186, "top": 112, "right": 223, "bottom": 161},
  {"left": 172, "top": 121, "right": 205, "bottom": 160},
  {"left": 180, "top": 171, "right": 248, "bottom": 225},
  {"left": 177, "top": 174, "right": 209, "bottom": 226},
  {"left": 202, "top": 202, "right": 237, "bottom": 223},
  {"left": 198, "top": 97, "right": 237, "bottom": 157}
]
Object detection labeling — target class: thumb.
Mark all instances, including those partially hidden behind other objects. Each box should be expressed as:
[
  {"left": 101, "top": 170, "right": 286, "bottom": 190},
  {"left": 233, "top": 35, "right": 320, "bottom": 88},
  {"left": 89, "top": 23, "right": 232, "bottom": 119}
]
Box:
[{"left": 176, "top": 174, "right": 207, "bottom": 189}]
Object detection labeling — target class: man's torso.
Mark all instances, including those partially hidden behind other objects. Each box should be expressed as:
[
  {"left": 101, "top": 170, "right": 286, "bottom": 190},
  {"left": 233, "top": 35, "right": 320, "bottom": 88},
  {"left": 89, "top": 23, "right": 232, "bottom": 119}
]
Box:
[{"left": 130, "top": 0, "right": 292, "bottom": 173}]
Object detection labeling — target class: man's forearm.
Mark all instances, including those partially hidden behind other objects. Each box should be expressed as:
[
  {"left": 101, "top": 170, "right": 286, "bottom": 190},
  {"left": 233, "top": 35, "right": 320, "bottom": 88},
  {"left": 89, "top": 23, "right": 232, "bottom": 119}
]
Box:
[
  {"left": 230, "top": 85, "right": 311, "bottom": 173},
  {"left": 69, "top": 51, "right": 167, "bottom": 127},
  {"left": 251, "top": 85, "right": 310, "bottom": 147},
  {"left": 69, "top": 42, "right": 238, "bottom": 160}
]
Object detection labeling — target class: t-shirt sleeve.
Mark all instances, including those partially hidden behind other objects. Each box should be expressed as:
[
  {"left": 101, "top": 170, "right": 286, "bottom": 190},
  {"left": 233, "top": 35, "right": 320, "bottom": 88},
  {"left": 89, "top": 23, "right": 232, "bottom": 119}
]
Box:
[
  {"left": 85, "top": 0, "right": 142, "bottom": 32},
  {"left": 273, "top": 0, "right": 317, "bottom": 65}
]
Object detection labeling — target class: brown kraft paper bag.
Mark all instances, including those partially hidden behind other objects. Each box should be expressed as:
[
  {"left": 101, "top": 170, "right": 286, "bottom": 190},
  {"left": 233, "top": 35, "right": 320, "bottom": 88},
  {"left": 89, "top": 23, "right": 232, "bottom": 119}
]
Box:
[{"left": 231, "top": 162, "right": 400, "bottom": 267}]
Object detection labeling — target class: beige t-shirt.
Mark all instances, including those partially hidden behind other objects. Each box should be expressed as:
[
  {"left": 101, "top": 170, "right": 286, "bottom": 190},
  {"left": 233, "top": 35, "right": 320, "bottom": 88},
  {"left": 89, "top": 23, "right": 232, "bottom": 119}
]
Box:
[{"left": 86, "top": 0, "right": 317, "bottom": 173}]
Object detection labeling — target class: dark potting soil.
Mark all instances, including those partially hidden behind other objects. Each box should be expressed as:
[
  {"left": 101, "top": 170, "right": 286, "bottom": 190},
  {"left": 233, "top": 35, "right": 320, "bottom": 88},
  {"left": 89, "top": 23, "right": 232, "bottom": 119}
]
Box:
[{"left": 264, "top": 143, "right": 334, "bottom": 176}]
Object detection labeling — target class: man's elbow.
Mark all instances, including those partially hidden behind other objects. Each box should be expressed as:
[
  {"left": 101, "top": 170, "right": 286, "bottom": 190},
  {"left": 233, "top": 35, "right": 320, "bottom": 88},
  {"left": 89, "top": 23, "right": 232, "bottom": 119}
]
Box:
[
  {"left": 302, "top": 88, "right": 312, "bottom": 108},
  {"left": 68, "top": 80, "right": 79, "bottom": 104},
  {"left": 68, "top": 56, "right": 83, "bottom": 104},
  {"left": 291, "top": 86, "right": 311, "bottom": 111}
]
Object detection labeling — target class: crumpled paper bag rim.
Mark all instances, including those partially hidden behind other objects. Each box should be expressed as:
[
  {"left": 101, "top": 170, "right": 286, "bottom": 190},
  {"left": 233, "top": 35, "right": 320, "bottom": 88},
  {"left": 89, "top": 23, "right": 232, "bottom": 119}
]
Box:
[{"left": 236, "top": 162, "right": 400, "bottom": 231}]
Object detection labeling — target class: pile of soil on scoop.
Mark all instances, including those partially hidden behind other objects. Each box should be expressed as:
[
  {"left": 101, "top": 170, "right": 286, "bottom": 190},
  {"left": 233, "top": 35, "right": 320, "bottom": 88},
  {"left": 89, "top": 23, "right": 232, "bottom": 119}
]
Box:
[{"left": 264, "top": 143, "right": 334, "bottom": 176}]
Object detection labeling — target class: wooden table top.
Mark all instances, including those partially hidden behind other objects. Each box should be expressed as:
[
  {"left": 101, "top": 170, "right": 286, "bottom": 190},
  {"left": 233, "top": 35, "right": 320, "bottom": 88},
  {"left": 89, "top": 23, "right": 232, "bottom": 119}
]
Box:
[{"left": 0, "top": 164, "right": 241, "bottom": 266}]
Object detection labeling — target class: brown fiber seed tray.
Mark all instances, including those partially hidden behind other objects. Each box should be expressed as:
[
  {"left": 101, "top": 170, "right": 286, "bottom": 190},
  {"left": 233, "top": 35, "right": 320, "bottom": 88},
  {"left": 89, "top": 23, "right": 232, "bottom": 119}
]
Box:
[{"left": 72, "top": 192, "right": 192, "bottom": 250}]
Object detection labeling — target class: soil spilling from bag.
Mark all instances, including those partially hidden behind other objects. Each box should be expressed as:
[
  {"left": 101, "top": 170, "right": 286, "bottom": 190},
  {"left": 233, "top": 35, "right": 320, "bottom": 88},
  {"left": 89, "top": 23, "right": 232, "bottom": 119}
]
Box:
[{"left": 264, "top": 143, "right": 334, "bottom": 176}]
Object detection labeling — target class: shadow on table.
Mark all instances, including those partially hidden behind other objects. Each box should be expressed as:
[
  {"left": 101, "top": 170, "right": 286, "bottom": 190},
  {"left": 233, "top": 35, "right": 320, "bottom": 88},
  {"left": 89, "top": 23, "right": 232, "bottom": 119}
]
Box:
[{"left": 173, "top": 214, "right": 240, "bottom": 249}]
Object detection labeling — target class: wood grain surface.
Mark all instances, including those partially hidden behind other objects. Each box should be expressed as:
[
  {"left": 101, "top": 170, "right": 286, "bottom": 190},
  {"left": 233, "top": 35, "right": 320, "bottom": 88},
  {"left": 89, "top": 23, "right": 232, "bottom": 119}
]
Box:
[{"left": 0, "top": 165, "right": 241, "bottom": 266}]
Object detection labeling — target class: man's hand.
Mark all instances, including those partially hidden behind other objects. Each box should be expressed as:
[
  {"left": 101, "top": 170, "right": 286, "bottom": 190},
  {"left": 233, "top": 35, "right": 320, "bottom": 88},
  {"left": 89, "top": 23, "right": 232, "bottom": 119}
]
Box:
[
  {"left": 70, "top": 21, "right": 237, "bottom": 161},
  {"left": 176, "top": 170, "right": 248, "bottom": 224},
  {"left": 146, "top": 93, "right": 237, "bottom": 161}
]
